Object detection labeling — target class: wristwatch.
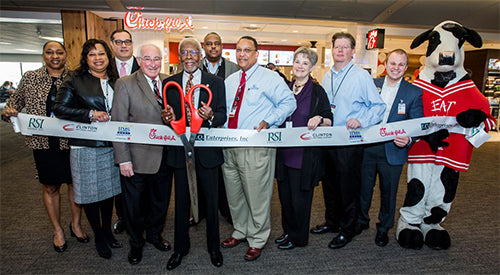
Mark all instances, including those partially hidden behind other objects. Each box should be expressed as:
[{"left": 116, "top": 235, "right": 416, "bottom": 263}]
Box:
[{"left": 319, "top": 116, "right": 324, "bottom": 125}]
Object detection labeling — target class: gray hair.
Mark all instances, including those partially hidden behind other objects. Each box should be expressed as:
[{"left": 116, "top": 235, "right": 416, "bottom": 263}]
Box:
[
  {"left": 136, "top": 44, "right": 162, "bottom": 58},
  {"left": 293, "top": 46, "right": 318, "bottom": 66},
  {"left": 178, "top": 37, "right": 202, "bottom": 53}
]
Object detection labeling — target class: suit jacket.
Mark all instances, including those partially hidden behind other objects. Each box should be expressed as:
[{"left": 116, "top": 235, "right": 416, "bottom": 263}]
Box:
[
  {"left": 131, "top": 57, "right": 140, "bottom": 74},
  {"left": 111, "top": 70, "right": 168, "bottom": 174},
  {"left": 54, "top": 71, "right": 114, "bottom": 147},
  {"left": 374, "top": 77, "right": 423, "bottom": 165},
  {"left": 162, "top": 70, "right": 226, "bottom": 169}
]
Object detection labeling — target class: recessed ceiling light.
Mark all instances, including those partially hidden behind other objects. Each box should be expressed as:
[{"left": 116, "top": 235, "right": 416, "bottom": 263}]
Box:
[
  {"left": 202, "top": 26, "right": 208, "bottom": 29},
  {"left": 250, "top": 24, "right": 257, "bottom": 27},
  {"left": 281, "top": 39, "right": 287, "bottom": 41},
  {"left": 292, "top": 30, "right": 299, "bottom": 33},
  {"left": 0, "top": 42, "right": 12, "bottom": 45}
]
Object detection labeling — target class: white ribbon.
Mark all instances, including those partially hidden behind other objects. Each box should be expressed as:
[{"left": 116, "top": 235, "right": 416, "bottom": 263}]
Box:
[{"left": 10, "top": 113, "right": 486, "bottom": 147}]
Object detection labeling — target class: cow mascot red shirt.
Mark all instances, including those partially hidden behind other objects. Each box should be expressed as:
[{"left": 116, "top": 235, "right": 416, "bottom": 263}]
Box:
[{"left": 396, "top": 20, "right": 496, "bottom": 250}]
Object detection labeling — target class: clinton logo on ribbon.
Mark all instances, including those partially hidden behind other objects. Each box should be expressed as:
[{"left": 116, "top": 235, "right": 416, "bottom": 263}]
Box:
[
  {"left": 300, "top": 132, "right": 312, "bottom": 140},
  {"left": 62, "top": 124, "right": 75, "bottom": 131}
]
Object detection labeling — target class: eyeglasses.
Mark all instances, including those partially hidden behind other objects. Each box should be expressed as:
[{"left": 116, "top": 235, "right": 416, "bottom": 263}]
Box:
[
  {"left": 333, "top": 45, "right": 352, "bottom": 50},
  {"left": 113, "top": 39, "right": 132, "bottom": 46},
  {"left": 204, "top": 41, "right": 221, "bottom": 47},
  {"left": 141, "top": 56, "right": 162, "bottom": 63},
  {"left": 180, "top": 50, "right": 200, "bottom": 56},
  {"left": 236, "top": 48, "right": 255, "bottom": 54}
]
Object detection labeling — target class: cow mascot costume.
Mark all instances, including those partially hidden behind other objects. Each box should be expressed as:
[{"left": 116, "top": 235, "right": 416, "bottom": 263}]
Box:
[{"left": 396, "top": 20, "right": 496, "bottom": 250}]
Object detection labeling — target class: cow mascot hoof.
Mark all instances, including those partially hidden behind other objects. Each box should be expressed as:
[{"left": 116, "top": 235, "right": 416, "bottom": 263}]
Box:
[
  {"left": 396, "top": 20, "right": 496, "bottom": 251},
  {"left": 421, "top": 223, "right": 451, "bottom": 250},
  {"left": 396, "top": 221, "right": 423, "bottom": 250}
]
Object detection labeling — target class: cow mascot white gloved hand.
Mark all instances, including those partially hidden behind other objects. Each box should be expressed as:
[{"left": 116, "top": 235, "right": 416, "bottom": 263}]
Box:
[{"left": 396, "top": 20, "right": 497, "bottom": 250}]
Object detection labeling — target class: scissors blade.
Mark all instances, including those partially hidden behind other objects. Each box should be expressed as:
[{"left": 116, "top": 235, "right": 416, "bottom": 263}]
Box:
[{"left": 179, "top": 134, "right": 199, "bottom": 223}]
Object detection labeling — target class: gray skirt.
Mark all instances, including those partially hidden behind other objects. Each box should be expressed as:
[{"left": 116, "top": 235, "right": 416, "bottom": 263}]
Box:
[{"left": 70, "top": 147, "right": 121, "bottom": 204}]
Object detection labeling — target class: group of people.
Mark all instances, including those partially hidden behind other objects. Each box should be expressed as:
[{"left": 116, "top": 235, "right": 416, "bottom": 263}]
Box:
[{"left": 2, "top": 29, "right": 426, "bottom": 270}]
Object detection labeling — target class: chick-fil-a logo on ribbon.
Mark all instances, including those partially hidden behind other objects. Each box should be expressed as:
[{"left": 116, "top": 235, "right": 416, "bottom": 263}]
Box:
[
  {"left": 379, "top": 127, "right": 407, "bottom": 137},
  {"left": 124, "top": 8, "right": 194, "bottom": 33}
]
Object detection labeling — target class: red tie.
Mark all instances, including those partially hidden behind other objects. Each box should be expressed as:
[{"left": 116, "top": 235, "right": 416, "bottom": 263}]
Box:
[{"left": 228, "top": 71, "right": 246, "bottom": 129}]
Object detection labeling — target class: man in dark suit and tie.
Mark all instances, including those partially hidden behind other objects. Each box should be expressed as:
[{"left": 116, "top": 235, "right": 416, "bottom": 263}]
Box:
[
  {"left": 356, "top": 49, "right": 423, "bottom": 246},
  {"left": 161, "top": 37, "right": 226, "bottom": 270},
  {"left": 111, "top": 44, "right": 171, "bottom": 265},
  {"left": 109, "top": 28, "right": 141, "bottom": 234}
]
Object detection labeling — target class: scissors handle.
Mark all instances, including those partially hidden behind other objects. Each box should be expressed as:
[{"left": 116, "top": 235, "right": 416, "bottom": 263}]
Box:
[
  {"left": 186, "top": 84, "right": 213, "bottom": 134},
  {"left": 162, "top": 81, "right": 186, "bottom": 135}
]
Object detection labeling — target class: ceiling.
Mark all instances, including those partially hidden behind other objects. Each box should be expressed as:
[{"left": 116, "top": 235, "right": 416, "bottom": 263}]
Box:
[{"left": 0, "top": 0, "right": 499, "bottom": 56}]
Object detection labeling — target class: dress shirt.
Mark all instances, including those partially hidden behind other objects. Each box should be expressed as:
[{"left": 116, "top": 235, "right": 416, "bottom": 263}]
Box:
[
  {"left": 203, "top": 58, "right": 222, "bottom": 75},
  {"left": 380, "top": 78, "right": 401, "bottom": 123},
  {"left": 115, "top": 57, "right": 135, "bottom": 76},
  {"left": 224, "top": 63, "right": 296, "bottom": 129},
  {"left": 182, "top": 69, "right": 202, "bottom": 108},
  {"left": 321, "top": 60, "right": 385, "bottom": 127}
]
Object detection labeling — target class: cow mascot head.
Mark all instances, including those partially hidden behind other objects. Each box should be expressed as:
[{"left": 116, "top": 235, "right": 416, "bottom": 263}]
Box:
[{"left": 396, "top": 20, "right": 496, "bottom": 250}]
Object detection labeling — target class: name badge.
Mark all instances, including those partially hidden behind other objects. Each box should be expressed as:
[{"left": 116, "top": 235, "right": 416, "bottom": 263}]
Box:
[
  {"left": 229, "top": 105, "right": 237, "bottom": 118},
  {"left": 398, "top": 103, "right": 406, "bottom": 114}
]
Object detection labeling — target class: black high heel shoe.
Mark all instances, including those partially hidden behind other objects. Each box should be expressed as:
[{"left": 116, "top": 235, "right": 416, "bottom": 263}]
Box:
[
  {"left": 53, "top": 241, "right": 67, "bottom": 253},
  {"left": 69, "top": 223, "right": 90, "bottom": 243}
]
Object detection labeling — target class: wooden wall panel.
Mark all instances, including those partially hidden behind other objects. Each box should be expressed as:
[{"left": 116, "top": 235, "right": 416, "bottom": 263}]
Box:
[
  {"left": 61, "top": 11, "right": 86, "bottom": 70},
  {"left": 103, "top": 19, "right": 124, "bottom": 45},
  {"left": 85, "top": 11, "right": 105, "bottom": 41}
]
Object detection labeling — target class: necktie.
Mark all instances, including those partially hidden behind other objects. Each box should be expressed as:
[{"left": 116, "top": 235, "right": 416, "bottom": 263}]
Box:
[
  {"left": 185, "top": 73, "right": 194, "bottom": 126},
  {"left": 152, "top": 79, "right": 163, "bottom": 108},
  {"left": 120, "top": 62, "right": 127, "bottom": 77},
  {"left": 228, "top": 71, "right": 246, "bottom": 129}
]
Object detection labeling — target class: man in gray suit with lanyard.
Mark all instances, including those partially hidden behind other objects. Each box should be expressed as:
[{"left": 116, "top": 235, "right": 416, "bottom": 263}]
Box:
[
  {"left": 356, "top": 49, "right": 423, "bottom": 246},
  {"left": 111, "top": 44, "right": 171, "bottom": 265}
]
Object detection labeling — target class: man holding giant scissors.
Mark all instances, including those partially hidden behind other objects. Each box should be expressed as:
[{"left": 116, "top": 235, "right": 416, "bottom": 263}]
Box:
[
  {"left": 161, "top": 37, "right": 226, "bottom": 270},
  {"left": 220, "top": 36, "right": 296, "bottom": 261}
]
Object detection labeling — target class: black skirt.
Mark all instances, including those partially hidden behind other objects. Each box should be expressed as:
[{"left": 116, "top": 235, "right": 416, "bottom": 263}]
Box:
[{"left": 32, "top": 146, "right": 72, "bottom": 186}]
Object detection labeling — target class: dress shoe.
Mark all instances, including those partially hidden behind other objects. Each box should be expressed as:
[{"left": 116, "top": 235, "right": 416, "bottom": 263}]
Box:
[
  {"left": 221, "top": 237, "right": 245, "bottom": 248},
  {"left": 274, "top": 233, "right": 288, "bottom": 244},
  {"left": 277, "top": 240, "right": 296, "bottom": 250},
  {"left": 310, "top": 223, "right": 340, "bottom": 234},
  {"left": 189, "top": 216, "right": 197, "bottom": 227},
  {"left": 113, "top": 218, "right": 125, "bottom": 234},
  {"left": 98, "top": 249, "right": 112, "bottom": 259},
  {"left": 69, "top": 223, "right": 90, "bottom": 243},
  {"left": 244, "top": 247, "right": 262, "bottom": 261},
  {"left": 209, "top": 250, "right": 223, "bottom": 267},
  {"left": 328, "top": 233, "right": 352, "bottom": 249},
  {"left": 375, "top": 230, "right": 389, "bottom": 247},
  {"left": 354, "top": 223, "right": 369, "bottom": 235},
  {"left": 146, "top": 237, "right": 171, "bottom": 251},
  {"left": 106, "top": 238, "right": 123, "bottom": 248},
  {"left": 128, "top": 246, "right": 143, "bottom": 265},
  {"left": 166, "top": 252, "right": 187, "bottom": 270},
  {"left": 53, "top": 242, "right": 67, "bottom": 253}
]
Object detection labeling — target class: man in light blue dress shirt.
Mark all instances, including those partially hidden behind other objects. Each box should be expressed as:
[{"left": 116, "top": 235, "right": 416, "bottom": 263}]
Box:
[
  {"left": 220, "top": 36, "right": 296, "bottom": 261},
  {"left": 310, "top": 32, "right": 385, "bottom": 249}
]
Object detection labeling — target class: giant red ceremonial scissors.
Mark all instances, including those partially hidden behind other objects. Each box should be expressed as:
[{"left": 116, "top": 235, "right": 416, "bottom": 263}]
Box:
[{"left": 162, "top": 81, "right": 212, "bottom": 223}]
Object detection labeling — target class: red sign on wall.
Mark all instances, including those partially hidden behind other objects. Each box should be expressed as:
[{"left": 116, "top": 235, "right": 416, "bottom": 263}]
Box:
[
  {"left": 366, "top": 29, "right": 385, "bottom": 50},
  {"left": 124, "top": 11, "right": 194, "bottom": 32}
]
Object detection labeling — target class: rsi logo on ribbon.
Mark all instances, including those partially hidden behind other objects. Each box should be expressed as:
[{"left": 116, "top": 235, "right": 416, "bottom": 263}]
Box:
[
  {"left": 28, "top": 118, "right": 44, "bottom": 130},
  {"left": 267, "top": 132, "right": 282, "bottom": 142}
]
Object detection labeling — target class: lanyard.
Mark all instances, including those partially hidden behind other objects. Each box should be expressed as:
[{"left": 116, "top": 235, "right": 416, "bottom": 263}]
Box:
[{"left": 330, "top": 63, "right": 354, "bottom": 104}]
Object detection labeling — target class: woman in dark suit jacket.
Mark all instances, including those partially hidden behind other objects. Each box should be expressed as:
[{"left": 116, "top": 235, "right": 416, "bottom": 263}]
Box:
[
  {"left": 275, "top": 47, "right": 333, "bottom": 249},
  {"left": 54, "top": 39, "right": 122, "bottom": 259}
]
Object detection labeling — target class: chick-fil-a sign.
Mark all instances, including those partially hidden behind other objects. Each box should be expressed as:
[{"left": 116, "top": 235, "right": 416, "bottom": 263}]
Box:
[{"left": 124, "top": 11, "right": 194, "bottom": 32}]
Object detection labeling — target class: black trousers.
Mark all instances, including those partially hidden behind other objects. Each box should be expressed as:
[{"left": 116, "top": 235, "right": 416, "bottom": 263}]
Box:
[
  {"left": 323, "top": 146, "right": 364, "bottom": 237},
  {"left": 171, "top": 164, "right": 220, "bottom": 254},
  {"left": 121, "top": 152, "right": 172, "bottom": 248},
  {"left": 358, "top": 143, "right": 403, "bottom": 232},
  {"left": 278, "top": 166, "right": 314, "bottom": 246}
]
